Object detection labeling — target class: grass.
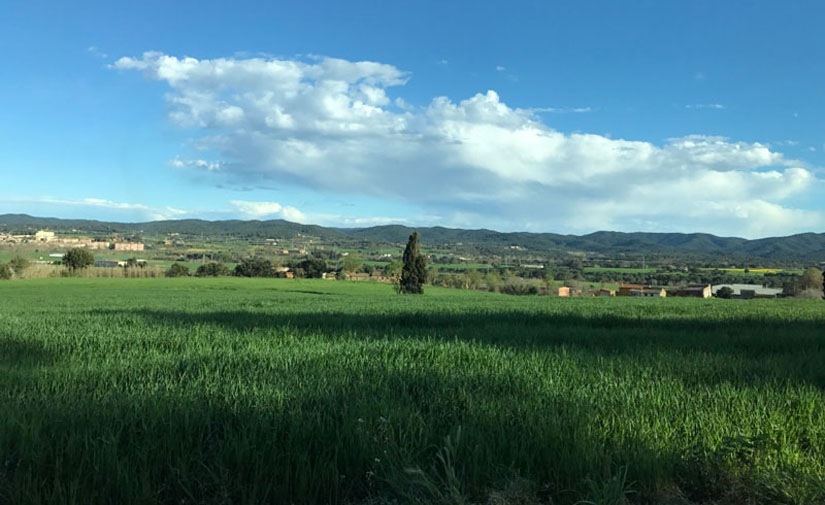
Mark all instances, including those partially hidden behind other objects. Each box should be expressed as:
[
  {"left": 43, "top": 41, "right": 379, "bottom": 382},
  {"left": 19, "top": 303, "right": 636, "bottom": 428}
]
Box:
[
  {"left": 429, "top": 263, "right": 495, "bottom": 270},
  {"left": 698, "top": 267, "right": 793, "bottom": 275},
  {"left": 0, "top": 278, "right": 824, "bottom": 504},
  {"left": 583, "top": 267, "right": 657, "bottom": 274}
]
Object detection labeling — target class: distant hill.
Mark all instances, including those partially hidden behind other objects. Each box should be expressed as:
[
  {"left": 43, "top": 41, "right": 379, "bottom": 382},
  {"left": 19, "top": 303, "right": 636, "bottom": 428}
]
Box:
[{"left": 1, "top": 213, "right": 824, "bottom": 261}]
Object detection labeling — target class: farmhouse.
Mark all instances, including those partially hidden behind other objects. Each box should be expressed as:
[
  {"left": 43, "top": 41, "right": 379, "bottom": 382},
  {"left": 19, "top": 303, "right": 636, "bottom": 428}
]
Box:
[
  {"left": 712, "top": 284, "right": 783, "bottom": 299},
  {"left": 114, "top": 242, "right": 145, "bottom": 252},
  {"left": 630, "top": 287, "right": 667, "bottom": 298},
  {"left": 598, "top": 288, "right": 616, "bottom": 296},
  {"left": 670, "top": 284, "right": 712, "bottom": 298},
  {"left": 557, "top": 286, "right": 571, "bottom": 297},
  {"left": 618, "top": 283, "right": 644, "bottom": 296},
  {"left": 35, "top": 230, "right": 56, "bottom": 242}
]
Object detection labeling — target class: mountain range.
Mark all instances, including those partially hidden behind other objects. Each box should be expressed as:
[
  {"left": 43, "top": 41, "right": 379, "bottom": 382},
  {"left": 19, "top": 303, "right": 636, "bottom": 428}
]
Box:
[{"left": 1, "top": 213, "right": 824, "bottom": 261}]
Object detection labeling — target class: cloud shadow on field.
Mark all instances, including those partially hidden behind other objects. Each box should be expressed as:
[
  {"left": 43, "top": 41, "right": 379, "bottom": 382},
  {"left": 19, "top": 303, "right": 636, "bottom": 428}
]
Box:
[
  {"left": 0, "top": 348, "right": 684, "bottom": 505},
  {"left": 93, "top": 308, "right": 825, "bottom": 390},
  {"left": 0, "top": 335, "right": 56, "bottom": 369}
]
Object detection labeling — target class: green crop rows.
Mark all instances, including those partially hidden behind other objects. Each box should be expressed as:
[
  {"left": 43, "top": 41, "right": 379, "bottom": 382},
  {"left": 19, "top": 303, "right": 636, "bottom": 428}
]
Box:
[{"left": 1, "top": 278, "right": 823, "bottom": 504}]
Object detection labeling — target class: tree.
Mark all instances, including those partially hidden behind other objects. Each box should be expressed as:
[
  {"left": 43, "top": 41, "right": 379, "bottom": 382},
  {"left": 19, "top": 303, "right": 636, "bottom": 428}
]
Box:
[
  {"left": 485, "top": 271, "right": 502, "bottom": 292},
  {"left": 543, "top": 272, "right": 555, "bottom": 294},
  {"left": 385, "top": 261, "right": 402, "bottom": 277},
  {"left": 0, "top": 263, "right": 11, "bottom": 280},
  {"left": 298, "top": 257, "right": 327, "bottom": 278},
  {"left": 716, "top": 286, "right": 734, "bottom": 299},
  {"left": 399, "top": 232, "right": 427, "bottom": 294},
  {"left": 798, "top": 267, "right": 823, "bottom": 292},
  {"left": 235, "top": 257, "right": 274, "bottom": 277},
  {"left": 8, "top": 256, "right": 30, "bottom": 277},
  {"left": 63, "top": 248, "right": 94, "bottom": 271},
  {"left": 466, "top": 270, "right": 483, "bottom": 290},
  {"left": 125, "top": 257, "right": 146, "bottom": 269},
  {"left": 165, "top": 263, "right": 190, "bottom": 277},
  {"left": 794, "top": 267, "right": 823, "bottom": 300},
  {"left": 341, "top": 254, "right": 362, "bottom": 273},
  {"left": 196, "top": 262, "right": 230, "bottom": 277}
]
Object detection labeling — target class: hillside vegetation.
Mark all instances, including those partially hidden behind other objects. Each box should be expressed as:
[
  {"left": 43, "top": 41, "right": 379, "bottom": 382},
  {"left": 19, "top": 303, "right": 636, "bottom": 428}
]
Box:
[
  {"left": 1, "top": 278, "right": 824, "bottom": 504},
  {"left": 3, "top": 213, "right": 825, "bottom": 260}
]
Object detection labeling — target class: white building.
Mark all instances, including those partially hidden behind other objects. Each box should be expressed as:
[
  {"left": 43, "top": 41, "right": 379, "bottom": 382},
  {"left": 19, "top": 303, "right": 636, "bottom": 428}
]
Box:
[{"left": 35, "top": 230, "right": 56, "bottom": 242}]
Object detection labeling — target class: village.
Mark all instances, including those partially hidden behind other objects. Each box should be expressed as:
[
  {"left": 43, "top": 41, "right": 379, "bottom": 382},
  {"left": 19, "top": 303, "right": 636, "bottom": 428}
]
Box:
[
  {"left": 557, "top": 283, "right": 782, "bottom": 299},
  {"left": 0, "top": 228, "right": 799, "bottom": 299}
]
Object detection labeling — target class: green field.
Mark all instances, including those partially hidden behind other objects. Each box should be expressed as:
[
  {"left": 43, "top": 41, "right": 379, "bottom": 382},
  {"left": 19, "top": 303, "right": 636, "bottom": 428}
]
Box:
[
  {"left": 698, "top": 267, "right": 800, "bottom": 275},
  {"left": 1, "top": 279, "right": 824, "bottom": 504},
  {"left": 364, "top": 261, "right": 495, "bottom": 271},
  {"left": 583, "top": 266, "right": 657, "bottom": 274},
  {"left": 429, "top": 263, "right": 494, "bottom": 270}
]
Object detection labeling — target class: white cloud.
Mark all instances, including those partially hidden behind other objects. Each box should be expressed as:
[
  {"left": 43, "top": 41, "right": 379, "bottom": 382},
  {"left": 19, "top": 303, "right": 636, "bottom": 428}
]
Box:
[
  {"left": 229, "top": 200, "right": 306, "bottom": 221},
  {"left": 169, "top": 157, "right": 223, "bottom": 171},
  {"left": 4, "top": 197, "right": 187, "bottom": 221},
  {"left": 87, "top": 46, "right": 108, "bottom": 59},
  {"left": 113, "top": 52, "right": 825, "bottom": 237},
  {"left": 685, "top": 103, "right": 726, "bottom": 110},
  {"left": 496, "top": 65, "right": 506, "bottom": 71}
]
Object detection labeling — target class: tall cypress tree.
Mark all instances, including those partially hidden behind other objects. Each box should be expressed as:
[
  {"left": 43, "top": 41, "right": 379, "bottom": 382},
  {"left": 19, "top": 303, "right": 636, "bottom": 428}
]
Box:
[{"left": 399, "top": 232, "right": 426, "bottom": 294}]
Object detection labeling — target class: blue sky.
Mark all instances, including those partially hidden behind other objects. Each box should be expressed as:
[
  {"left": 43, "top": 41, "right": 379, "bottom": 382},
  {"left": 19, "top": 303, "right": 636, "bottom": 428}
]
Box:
[{"left": 1, "top": 0, "right": 823, "bottom": 237}]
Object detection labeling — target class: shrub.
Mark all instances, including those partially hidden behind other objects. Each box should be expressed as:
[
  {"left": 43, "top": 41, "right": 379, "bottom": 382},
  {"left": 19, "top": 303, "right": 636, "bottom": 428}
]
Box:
[
  {"left": 797, "top": 288, "right": 824, "bottom": 300},
  {"left": 0, "top": 263, "right": 12, "bottom": 280},
  {"left": 165, "top": 263, "right": 191, "bottom": 277},
  {"left": 499, "top": 278, "right": 540, "bottom": 296},
  {"left": 9, "top": 256, "right": 30, "bottom": 277}
]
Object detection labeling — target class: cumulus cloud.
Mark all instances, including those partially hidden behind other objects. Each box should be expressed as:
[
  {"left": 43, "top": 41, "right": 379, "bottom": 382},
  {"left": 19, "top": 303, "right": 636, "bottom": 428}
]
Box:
[
  {"left": 113, "top": 52, "right": 824, "bottom": 237},
  {"left": 229, "top": 200, "right": 306, "bottom": 221},
  {"left": 169, "top": 157, "right": 223, "bottom": 171}
]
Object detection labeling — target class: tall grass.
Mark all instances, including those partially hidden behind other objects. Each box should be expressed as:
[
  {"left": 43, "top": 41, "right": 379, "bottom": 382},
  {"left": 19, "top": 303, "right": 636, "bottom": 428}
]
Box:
[
  {"left": 16, "top": 265, "right": 165, "bottom": 279},
  {"left": 0, "top": 278, "right": 823, "bottom": 504}
]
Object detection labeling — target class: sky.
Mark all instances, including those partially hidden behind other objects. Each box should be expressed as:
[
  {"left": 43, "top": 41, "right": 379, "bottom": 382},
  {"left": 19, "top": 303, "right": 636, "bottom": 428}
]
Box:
[{"left": 1, "top": 0, "right": 824, "bottom": 238}]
